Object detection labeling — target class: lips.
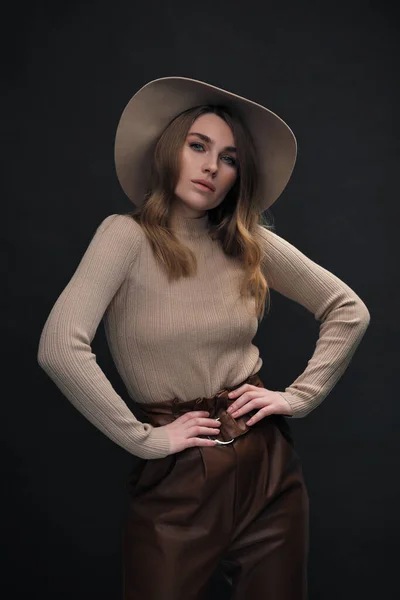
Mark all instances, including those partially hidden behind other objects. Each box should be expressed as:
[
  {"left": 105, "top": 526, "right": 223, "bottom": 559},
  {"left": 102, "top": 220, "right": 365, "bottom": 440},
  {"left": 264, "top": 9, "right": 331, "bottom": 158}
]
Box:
[{"left": 191, "top": 179, "right": 216, "bottom": 192}]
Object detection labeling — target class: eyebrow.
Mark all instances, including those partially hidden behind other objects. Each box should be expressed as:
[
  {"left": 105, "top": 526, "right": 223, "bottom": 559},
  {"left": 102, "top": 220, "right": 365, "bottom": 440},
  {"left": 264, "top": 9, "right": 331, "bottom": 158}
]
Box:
[{"left": 188, "top": 132, "right": 237, "bottom": 153}]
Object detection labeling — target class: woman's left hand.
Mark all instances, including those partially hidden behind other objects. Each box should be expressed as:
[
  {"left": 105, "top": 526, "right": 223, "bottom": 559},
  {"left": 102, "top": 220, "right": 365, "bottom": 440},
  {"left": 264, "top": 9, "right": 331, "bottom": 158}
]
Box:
[{"left": 226, "top": 384, "right": 293, "bottom": 425}]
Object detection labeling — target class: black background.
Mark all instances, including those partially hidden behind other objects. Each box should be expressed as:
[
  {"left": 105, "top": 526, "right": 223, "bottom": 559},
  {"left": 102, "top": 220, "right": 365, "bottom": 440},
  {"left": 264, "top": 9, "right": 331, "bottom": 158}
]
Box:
[{"left": 3, "top": 1, "right": 399, "bottom": 598}]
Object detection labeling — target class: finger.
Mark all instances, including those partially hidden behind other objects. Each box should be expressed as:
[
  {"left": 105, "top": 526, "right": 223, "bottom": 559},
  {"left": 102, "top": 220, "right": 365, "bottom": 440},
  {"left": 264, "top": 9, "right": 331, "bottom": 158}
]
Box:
[
  {"left": 189, "top": 438, "right": 218, "bottom": 447},
  {"left": 232, "top": 409, "right": 256, "bottom": 419},
  {"left": 178, "top": 411, "right": 210, "bottom": 422},
  {"left": 246, "top": 406, "right": 273, "bottom": 425},
  {"left": 229, "top": 397, "right": 261, "bottom": 417},
  {"left": 230, "top": 406, "right": 249, "bottom": 418},
  {"left": 227, "top": 391, "right": 265, "bottom": 414},
  {"left": 187, "top": 425, "right": 221, "bottom": 437},
  {"left": 228, "top": 384, "right": 260, "bottom": 399}
]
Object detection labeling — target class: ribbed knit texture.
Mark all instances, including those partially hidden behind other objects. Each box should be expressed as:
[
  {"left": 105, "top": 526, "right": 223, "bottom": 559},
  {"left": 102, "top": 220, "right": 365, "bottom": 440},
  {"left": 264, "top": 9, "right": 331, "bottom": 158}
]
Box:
[{"left": 37, "top": 212, "right": 370, "bottom": 459}]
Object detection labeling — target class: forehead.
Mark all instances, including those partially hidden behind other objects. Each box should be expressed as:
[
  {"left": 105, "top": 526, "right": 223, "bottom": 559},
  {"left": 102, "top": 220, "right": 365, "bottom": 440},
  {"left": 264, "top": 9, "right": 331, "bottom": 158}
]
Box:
[{"left": 188, "top": 113, "right": 234, "bottom": 140}]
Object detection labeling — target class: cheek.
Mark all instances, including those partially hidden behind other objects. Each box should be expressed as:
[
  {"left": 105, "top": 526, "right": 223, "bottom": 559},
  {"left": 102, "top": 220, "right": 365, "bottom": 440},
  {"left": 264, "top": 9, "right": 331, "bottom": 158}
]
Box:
[
  {"left": 175, "top": 153, "right": 189, "bottom": 186},
  {"left": 177, "top": 150, "right": 194, "bottom": 181},
  {"left": 222, "top": 170, "right": 238, "bottom": 193}
]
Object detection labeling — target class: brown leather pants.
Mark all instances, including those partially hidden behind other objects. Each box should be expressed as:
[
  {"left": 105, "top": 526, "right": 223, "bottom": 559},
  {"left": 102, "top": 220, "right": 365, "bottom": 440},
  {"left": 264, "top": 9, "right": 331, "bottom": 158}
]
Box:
[{"left": 122, "top": 372, "right": 309, "bottom": 600}]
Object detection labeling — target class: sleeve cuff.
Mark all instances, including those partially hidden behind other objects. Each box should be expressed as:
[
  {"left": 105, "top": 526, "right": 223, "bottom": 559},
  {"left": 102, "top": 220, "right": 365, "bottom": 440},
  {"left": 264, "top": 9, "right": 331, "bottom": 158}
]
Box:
[
  {"left": 277, "top": 391, "right": 311, "bottom": 419},
  {"left": 133, "top": 425, "right": 172, "bottom": 460}
]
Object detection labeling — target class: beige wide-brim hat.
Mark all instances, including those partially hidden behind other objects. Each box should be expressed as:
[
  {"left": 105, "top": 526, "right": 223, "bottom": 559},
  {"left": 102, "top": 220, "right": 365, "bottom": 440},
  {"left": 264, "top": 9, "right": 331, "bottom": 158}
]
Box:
[{"left": 114, "top": 76, "right": 297, "bottom": 212}]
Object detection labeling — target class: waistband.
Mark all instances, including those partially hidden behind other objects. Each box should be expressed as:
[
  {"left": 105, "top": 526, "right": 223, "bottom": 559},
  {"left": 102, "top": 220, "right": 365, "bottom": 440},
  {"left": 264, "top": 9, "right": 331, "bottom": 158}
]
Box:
[{"left": 132, "top": 372, "right": 273, "bottom": 444}]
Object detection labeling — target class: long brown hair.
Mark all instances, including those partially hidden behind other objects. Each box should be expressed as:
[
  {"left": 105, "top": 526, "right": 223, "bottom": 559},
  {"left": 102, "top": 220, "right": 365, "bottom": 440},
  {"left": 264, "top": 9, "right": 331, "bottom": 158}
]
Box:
[{"left": 124, "top": 104, "right": 276, "bottom": 322}]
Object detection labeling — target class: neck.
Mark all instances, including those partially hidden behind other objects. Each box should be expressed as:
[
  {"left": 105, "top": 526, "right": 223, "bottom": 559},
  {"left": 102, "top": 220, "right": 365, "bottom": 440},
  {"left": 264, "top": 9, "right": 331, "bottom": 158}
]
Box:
[{"left": 169, "top": 211, "right": 210, "bottom": 238}]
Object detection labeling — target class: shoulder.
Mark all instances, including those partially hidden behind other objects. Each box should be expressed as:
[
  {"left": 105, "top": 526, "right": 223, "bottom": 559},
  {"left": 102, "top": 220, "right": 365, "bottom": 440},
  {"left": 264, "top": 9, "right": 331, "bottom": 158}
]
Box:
[
  {"left": 254, "top": 223, "right": 275, "bottom": 241},
  {"left": 254, "top": 223, "right": 291, "bottom": 253},
  {"left": 254, "top": 223, "right": 314, "bottom": 281},
  {"left": 96, "top": 213, "right": 143, "bottom": 236},
  {"left": 94, "top": 213, "right": 144, "bottom": 244},
  {"left": 89, "top": 213, "right": 145, "bottom": 263}
]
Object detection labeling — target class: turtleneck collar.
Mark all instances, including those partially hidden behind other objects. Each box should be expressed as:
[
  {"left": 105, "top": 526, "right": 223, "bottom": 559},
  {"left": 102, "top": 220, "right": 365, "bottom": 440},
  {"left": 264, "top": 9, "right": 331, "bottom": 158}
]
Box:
[{"left": 170, "top": 211, "right": 210, "bottom": 238}]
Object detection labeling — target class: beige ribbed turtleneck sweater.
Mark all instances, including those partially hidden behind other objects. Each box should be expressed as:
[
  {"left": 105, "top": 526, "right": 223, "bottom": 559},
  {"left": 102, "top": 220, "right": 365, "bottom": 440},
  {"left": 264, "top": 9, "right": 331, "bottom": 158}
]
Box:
[{"left": 37, "top": 212, "right": 370, "bottom": 459}]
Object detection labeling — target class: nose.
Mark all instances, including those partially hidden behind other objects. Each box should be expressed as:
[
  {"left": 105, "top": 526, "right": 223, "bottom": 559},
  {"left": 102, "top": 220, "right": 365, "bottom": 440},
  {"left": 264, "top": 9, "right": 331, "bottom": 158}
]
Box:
[{"left": 202, "top": 157, "right": 218, "bottom": 175}]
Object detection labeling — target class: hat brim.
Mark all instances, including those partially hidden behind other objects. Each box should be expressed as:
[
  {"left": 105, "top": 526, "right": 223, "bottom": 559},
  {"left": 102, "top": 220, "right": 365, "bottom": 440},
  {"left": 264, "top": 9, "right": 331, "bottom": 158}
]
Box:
[{"left": 114, "top": 76, "right": 297, "bottom": 211}]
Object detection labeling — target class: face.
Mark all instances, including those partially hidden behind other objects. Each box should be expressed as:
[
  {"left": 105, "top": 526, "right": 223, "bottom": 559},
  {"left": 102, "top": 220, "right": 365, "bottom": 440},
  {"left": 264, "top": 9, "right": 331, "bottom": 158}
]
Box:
[{"left": 173, "top": 113, "right": 239, "bottom": 218}]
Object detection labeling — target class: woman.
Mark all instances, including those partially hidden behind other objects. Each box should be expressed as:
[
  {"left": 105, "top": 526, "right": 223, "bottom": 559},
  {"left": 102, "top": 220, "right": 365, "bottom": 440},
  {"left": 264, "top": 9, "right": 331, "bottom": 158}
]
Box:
[{"left": 37, "top": 76, "right": 370, "bottom": 600}]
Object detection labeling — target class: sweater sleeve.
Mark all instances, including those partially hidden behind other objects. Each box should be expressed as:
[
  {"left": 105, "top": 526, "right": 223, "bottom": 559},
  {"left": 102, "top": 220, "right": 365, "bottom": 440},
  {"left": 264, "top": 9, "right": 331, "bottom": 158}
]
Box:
[
  {"left": 37, "top": 214, "right": 171, "bottom": 459},
  {"left": 256, "top": 225, "right": 370, "bottom": 418}
]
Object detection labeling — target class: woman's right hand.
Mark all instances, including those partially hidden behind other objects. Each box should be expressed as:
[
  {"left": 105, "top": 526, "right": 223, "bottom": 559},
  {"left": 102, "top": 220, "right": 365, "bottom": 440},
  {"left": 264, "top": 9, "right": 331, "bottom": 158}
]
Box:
[{"left": 160, "top": 411, "right": 221, "bottom": 454}]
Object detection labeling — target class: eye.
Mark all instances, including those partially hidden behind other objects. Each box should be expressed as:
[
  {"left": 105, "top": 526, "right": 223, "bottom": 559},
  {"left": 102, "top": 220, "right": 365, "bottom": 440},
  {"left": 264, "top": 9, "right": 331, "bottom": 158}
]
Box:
[
  {"left": 222, "top": 155, "right": 237, "bottom": 166},
  {"left": 189, "top": 143, "right": 237, "bottom": 167},
  {"left": 189, "top": 142, "right": 205, "bottom": 151}
]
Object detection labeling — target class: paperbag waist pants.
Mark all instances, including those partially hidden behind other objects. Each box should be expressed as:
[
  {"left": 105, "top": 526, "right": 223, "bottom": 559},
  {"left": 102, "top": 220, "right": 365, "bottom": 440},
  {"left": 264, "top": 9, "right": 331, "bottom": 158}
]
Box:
[{"left": 122, "top": 372, "right": 309, "bottom": 600}]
